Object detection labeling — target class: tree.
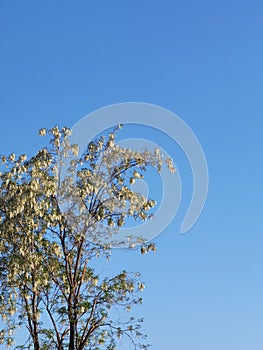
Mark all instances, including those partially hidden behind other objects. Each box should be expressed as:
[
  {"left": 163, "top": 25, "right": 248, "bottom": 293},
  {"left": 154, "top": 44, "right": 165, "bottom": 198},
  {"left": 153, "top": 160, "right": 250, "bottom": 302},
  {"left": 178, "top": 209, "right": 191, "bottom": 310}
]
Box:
[{"left": 0, "top": 126, "right": 175, "bottom": 349}]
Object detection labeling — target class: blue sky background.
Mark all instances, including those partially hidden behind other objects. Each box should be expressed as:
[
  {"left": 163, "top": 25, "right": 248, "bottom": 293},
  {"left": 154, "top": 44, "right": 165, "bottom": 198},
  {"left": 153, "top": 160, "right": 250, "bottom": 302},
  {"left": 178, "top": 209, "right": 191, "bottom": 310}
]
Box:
[{"left": 0, "top": 1, "right": 263, "bottom": 349}]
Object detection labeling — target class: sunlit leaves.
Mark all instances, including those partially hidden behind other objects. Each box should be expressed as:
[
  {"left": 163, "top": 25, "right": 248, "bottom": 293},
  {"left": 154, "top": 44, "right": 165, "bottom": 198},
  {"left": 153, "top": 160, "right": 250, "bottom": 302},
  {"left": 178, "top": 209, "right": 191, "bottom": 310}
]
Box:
[{"left": 0, "top": 125, "right": 175, "bottom": 350}]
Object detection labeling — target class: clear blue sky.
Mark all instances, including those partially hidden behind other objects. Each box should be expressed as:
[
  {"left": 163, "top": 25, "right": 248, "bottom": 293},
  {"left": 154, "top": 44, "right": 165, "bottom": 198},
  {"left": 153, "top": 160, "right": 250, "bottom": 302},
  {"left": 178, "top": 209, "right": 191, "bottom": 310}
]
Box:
[{"left": 1, "top": 1, "right": 263, "bottom": 349}]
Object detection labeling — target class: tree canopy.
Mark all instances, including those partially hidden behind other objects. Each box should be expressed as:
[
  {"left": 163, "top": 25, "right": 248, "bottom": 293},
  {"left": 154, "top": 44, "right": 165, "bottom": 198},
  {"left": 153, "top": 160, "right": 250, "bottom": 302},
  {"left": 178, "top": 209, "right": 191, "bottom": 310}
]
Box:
[{"left": 0, "top": 126, "right": 175, "bottom": 349}]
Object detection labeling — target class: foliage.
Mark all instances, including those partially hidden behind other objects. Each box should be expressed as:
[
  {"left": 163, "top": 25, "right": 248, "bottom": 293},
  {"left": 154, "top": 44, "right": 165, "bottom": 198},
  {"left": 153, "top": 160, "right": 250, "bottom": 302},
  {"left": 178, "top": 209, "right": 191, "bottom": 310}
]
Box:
[{"left": 0, "top": 126, "right": 175, "bottom": 349}]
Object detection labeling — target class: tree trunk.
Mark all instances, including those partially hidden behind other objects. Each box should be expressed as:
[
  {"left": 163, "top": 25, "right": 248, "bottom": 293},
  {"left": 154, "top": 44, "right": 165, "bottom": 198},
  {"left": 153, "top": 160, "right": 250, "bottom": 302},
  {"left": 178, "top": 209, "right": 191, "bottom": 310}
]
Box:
[
  {"left": 68, "top": 294, "right": 75, "bottom": 350},
  {"left": 32, "top": 313, "right": 41, "bottom": 350},
  {"left": 69, "top": 320, "right": 75, "bottom": 350},
  {"left": 32, "top": 282, "right": 40, "bottom": 350}
]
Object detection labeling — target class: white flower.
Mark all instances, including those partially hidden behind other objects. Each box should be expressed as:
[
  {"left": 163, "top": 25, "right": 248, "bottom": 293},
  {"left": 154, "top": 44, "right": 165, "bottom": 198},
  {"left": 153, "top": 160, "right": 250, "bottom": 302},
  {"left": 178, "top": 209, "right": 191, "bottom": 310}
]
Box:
[
  {"left": 71, "top": 144, "right": 79, "bottom": 156},
  {"left": 138, "top": 283, "right": 145, "bottom": 291},
  {"left": 93, "top": 277, "right": 98, "bottom": 286},
  {"left": 19, "top": 154, "right": 27, "bottom": 162},
  {"left": 9, "top": 153, "right": 15, "bottom": 161},
  {"left": 133, "top": 171, "right": 141, "bottom": 178},
  {"left": 129, "top": 177, "right": 135, "bottom": 185},
  {"left": 39, "top": 128, "right": 47, "bottom": 136},
  {"left": 107, "top": 140, "right": 114, "bottom": 148}
]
